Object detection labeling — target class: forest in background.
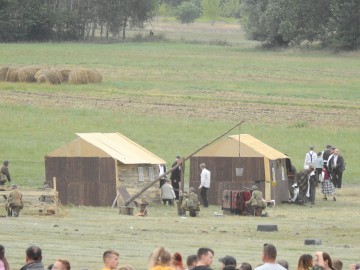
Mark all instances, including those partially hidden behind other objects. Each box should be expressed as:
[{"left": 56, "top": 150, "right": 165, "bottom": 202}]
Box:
[{"left": 0, "top": 0, "right": 359, "bottom": 50}]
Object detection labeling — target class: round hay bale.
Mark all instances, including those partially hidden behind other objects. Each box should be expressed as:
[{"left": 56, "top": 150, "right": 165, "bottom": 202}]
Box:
[
  {"left": 46, "top": 68, "right": 63, "bottom": 84},
  {"left": 0, "top": 66, "right": 10, "bottom": 81},
  {"left": 35, "top": 69, "right": 47, "bottom": 83},
  {"left": 59, "top": 69, "right": 71, "bottom": 83},
  {"left": 68, "top": 68, "right": 89, "bottom": 84},
  {"left": 35, "top": 68, "right": 63, "bottom": 84},
  {"left": 17, "top": 66, "right": 41, "bottom": 83},
  {"left": 5, "top": 67, "right": 19, "bottom": 82},
  {"left": 86, "top": 69, "right": 102, "bottom": 83}
]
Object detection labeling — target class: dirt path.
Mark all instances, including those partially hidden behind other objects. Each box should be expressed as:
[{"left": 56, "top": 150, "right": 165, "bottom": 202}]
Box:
[{"left": 2, "top": 89, "right": 360, "bottom": 127}]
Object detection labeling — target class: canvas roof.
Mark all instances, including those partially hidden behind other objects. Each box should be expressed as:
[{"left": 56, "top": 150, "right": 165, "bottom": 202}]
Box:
[
  {"left": 46, "top": 133, "right": 166, "bottom": 165},
  {"left": 194, "top": 134, "right": 288, "bottom": 160}
]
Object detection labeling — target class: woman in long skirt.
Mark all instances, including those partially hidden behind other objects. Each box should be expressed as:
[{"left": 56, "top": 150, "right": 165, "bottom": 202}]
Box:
[{"left": 321, "top": 167, "right": 336, "bottom": 201}]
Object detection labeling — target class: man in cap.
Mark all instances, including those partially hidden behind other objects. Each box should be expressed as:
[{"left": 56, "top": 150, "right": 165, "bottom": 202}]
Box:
[
  {"left": 170, "top": 156, "right": 182, "bottom": 200},
  {"left": 199, "top": 163, "right": 211, "bottom": 208},
  {"left": 219, "top": 256, "right": 237, "bottom": 269},
  {"left": 5, "top": 184, "right": 23, "bottom": 217},
  {"left": 0, "top": 160, "right": 11, "bottom": 185},
  {"left": 245, "top": 185, "right": 266, "bottom": 216}
]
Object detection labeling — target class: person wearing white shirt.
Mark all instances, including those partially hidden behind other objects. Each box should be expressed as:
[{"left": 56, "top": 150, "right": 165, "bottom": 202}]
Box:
[
  {"left": 304, "top": 146, "right": 317, "bottom": 169},
  {"left": 255, "top": 244, "right": 286, "bottom": 270},
  {"left": 198, "top": 163, "right": 211, "bottom": 208},
  {"left": 158, "top": 164, "right": 167, "bottom": 188}
]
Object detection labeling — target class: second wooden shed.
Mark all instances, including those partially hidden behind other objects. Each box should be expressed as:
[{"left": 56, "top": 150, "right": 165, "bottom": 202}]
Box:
[{"left": 189, "top": 134, "right": 289, "bottom": 205}]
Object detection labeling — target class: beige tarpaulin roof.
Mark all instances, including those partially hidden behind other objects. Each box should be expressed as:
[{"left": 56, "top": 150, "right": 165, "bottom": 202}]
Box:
[
  {"left": 194, "top": 134, "right": 288, "bottom": 160},
  {"left": 46, "top": 133, "right": 166, "bottom": 165}
]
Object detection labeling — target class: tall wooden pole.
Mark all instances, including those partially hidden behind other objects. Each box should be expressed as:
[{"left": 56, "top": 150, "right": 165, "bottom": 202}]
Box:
[{"left": 125, "top": 120, "right": 245, "bottom": 206}]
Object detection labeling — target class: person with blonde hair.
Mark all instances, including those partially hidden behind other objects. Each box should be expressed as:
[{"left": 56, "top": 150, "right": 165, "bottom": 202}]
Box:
[
  {"left": 102, "top": 250, "right": 119, "bottom": 270},
  {"left": 148, "top": 247, "right": 175, "bottom": 270},
  {"left": 297, "top": 254, "right": 313, "bottom": 270},
  {"left": 52, "top": 260, "right": 71, "bottom": 270}
]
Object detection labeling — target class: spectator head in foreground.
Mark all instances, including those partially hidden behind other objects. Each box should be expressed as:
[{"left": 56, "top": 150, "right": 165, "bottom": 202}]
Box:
[
  {"left": 196, "top": 248, "right": 214, "bottom": 267},
  {"left": 102, "top": 250, "right": 119, "bottom": 270}
]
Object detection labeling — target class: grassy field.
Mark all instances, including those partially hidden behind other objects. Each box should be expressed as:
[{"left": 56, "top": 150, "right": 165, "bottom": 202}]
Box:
[
  {"left": 1, "top": 187, "right": 360, "bottom": 270},
  {"left": 0, "top": 40, "right": 359, "bottom": 185},
  {"left": 0, "top": 20, "right": 360, "bottom": 270}
]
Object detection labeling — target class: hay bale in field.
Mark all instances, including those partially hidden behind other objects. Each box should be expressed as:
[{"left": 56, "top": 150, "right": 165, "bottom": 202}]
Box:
[
  {"left": 5, "top": 67, "right": 19, "bottom": 82},
  {"left": 68, "top": 68, "right": 102, "bottom": 84},
  {"left": 0, "top": 66, "right": 10, "bottom": 81},
  {"left": 35, "top": 69, "right": 47, "bottom": 83},
  {"left": 86, "top": 69, "right": 102, "bottom": 83},
  {"left": 59, "top": 69, "right": 71, "bottom": 83},
  {"left": 17, "top": 66, "right": 41, "bottom": 82},
  {"left": 68, "top": 69, "right": 88, "bottom": 84},
  {"left": 35, "top": 68, "right": 63, "bottom": 84}
]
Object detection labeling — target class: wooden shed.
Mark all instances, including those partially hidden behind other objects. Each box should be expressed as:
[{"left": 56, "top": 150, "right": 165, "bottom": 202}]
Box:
[
  {"left": 44, "top": 133, "right": 166, "bottom": 206},
  {"left": 189, "top": 134, "right": 289, "bottom": 205}
]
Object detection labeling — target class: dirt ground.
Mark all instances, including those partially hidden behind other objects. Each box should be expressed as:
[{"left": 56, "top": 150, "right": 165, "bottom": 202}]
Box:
[
  {"left": 2, "top": 89, "right": 360, "bottom": 128},
  {"left": 1, "top": 187, "right": 360, "bottom": 270}
]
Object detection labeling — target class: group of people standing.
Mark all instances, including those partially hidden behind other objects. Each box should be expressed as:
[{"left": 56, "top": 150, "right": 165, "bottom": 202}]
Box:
[
  {"left": 304, "top": 145, "right": 345, "bottom": 189},
  {"left": 158, "top": 156, "right": 211, "bottom": 213},
  {"left": 290, "top": 145, "right": 345, "bottom": 205}
]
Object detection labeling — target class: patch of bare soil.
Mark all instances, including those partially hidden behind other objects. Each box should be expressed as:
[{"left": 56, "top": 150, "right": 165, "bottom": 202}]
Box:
[{"left": 1, "top": 89, "right": 360, "bottom": 127}]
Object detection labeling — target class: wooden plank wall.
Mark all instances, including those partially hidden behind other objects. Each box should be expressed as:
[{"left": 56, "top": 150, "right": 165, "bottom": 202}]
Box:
[
  {"left": 189, "top": 156, "right": 266, "bottom": 205},
  {"left": 45, "top": 157, "right": 116, "bottom": 206}
]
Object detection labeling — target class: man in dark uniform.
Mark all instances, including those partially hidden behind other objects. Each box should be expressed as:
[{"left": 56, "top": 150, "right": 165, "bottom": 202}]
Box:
[{"left": 170, "top": 156, "right": 181, "bottom": 200}]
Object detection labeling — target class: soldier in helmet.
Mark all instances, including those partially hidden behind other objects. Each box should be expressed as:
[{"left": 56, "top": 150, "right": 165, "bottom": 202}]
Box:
[
  {"left": 0, "top": 160, "right": 11, "bottom": 185},
  {"left": 245, "top": 185, "right": 266, "bottom": 216},
  {"left": 181, "top": 187, "right": 200, "bottom": 217},
  {"left": 5, "top": 184, "right": 23, "bottom": 217}
]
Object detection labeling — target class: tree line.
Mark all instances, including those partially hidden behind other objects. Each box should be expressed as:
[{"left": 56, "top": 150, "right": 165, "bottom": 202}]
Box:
[
  {"left": 1, "top": 0, "right": 359, "bottom": 50},
  {"left": 0, "top": 0, "right": 157, "bottom": 41},
  {"left": 241, "top": 0, "right": 360, "bottom": 50}
]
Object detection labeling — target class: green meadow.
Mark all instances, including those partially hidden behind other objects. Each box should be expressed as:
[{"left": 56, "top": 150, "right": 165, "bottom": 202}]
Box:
[
  {"left": 0, "top": 38, "right": 359, "bottom": 186},
  {"left": 1, "top": 21, "right": 360, "bottom": 270}
]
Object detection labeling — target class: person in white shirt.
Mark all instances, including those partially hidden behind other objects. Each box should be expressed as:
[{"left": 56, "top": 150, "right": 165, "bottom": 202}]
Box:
[
  {"left": 304, "top": 146, "right": 317, "bottom": 169},
  {"left": 198, "top": 163, "right": 211, "bottom": 208},
  {"left": 158, "top": 164, "right": 167, "bottom": 188},
  {"left": 255, "top": 244, "right": 286, "bottom": 270}
]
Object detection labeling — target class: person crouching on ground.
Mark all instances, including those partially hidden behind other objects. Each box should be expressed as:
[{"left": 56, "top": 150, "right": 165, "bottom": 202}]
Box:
[
  {"left": 181, "top": 187, "right": 200, "bottom": 217},
  {"left": 161, "top": 179, "right": 176, "bottom": 206},
  {"left": 245, "top": 185, "right": 266, "bottom": 216}
]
